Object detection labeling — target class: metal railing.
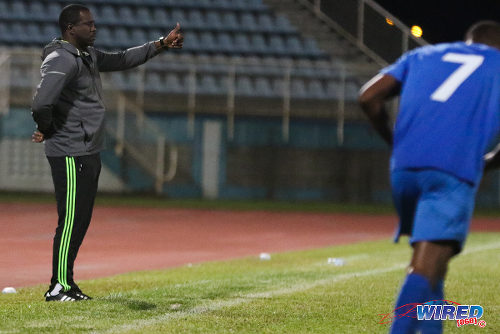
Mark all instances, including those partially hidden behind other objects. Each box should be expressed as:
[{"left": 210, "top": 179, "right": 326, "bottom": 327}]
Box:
[{"left": 303, "top": 0, "right": 429, "bottom": 65}]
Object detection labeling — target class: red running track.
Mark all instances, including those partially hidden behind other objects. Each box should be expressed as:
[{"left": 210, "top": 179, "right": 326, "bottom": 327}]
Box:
[{"left": 0, "top": 202, "right": 498, "bottom": 288}]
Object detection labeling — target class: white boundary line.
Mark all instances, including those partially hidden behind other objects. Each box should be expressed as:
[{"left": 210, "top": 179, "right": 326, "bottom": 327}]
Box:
[{"left": 96, "top": 241, "right": 500, "bottom": 334}]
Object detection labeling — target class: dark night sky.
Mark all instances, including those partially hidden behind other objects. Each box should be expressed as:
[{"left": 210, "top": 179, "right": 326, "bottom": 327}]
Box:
[{"left": 374, "top": 0, "right": 500, "bottom": 43}]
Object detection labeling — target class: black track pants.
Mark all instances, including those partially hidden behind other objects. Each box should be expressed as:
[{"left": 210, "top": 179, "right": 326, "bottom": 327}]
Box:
[{"left": 47, "top": 153, "right": 101, "bottom": 291}]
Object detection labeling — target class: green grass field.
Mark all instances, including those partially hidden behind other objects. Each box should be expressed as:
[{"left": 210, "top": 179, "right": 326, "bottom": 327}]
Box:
[{"left": 1, "top": 232, "right": 499, "bottom": 333}]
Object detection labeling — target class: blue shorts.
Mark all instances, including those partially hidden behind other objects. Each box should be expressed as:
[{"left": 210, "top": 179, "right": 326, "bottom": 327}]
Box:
[{"left": 391, "top": 169, "right": 478, "bottom": 253}]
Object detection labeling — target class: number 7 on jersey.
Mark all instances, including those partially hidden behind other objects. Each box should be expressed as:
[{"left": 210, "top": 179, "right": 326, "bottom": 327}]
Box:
[{"left": 430, "top": 53, "right": 484, "bottom": 102}]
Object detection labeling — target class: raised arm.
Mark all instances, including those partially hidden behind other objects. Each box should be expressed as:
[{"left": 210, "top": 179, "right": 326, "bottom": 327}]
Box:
[
  {"left": 96, "top": 23, "right": 183, "bottom": 72},
  {"left": 358, "top": 73, "right": 401, "bottom": 147}
]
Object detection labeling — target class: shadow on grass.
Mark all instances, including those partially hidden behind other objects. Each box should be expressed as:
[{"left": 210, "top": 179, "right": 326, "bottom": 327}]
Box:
[{"left": 102, "top": 296, "right": 157, "bottom": 311}]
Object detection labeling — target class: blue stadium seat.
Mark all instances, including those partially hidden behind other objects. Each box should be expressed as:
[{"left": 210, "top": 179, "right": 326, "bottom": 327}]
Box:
[
  {"left": 272, "top": 78, "right": 285, "bottom": 96},
  {"left": 164, "top": 73, "right": 183, "bottom": 93},
  {"left": 118, "top": 7, "right": 135, "bottom": 24},
  {"left": 307, "top": 79, "right": 327, "bottom": 99},
  {"left": 11, "top": 23, "right": 30, "bottom": 43},
  {"left": 26, "top": 23, "right": 43, "bottom": 44},
  {"left": 0, "top": 23, "right": 13, "bottom": 43},
  {"left": 240, "top": 13, "right": 257, "bottom": 32},
  {"left": 198, "top": 75, "right": 220, "bottom": 94},
  {"left": 285, "top": 36, "right": 303, "bottom": 56},
  {"left": 269, "top": 35, "right": 286, "bottom": 55},
  {"left": 99, "top": 6, "right": 118, "bottom": 24},
  {"left": 42, "top": 25, "right": 59, "bottom": 41},
  {"left": 171, "top": 9, "right": 187, "bottom": 25},
  {"left": 275, "top": 15, "right": 296, "bottom": 33},
  {"left": 152, "top": 10, "right": 169, "bottom": 26},
  {"left": 145, "top": 72, "right": 163, "bottom": 92},
  {"left": 236, "top": 76, "right": 253, "bottom": 96},
  {"left": 250, "top": 35, "right": 267, "bottom": 55},
  {"left": 200, "top": 32, "right": 217, "bottom": 53},
  {"left": 326, "top": 80, "right": 341, "bottom": 99},
  {"left": 130, "top": 29, "right": 147, "bottom": 45},
  {"left": 254, "top": 77, "right": 274, "bottom": 97},
  {"left": 222, "top": 12, "right": 239, "bottom": 31},
  {"left": 291, "top": 78, "right": 307, "bottom": 98},
  {"left": 234, "top": 33, "right": 251, "bottom": 54},
  {"left": 48, "top": 3, "right": 61, "bottom": 18},
  {"left": 96, "top": 27, "right": 113, "bottom": 47},
  {"left": 0, "top": 2, "right": 8, "bottom": 19},
  {"left": 28, "top": 2, "right": 46, "bottom": 20},
  {"left": 256, "top": 14, "right": 274, "bottom": 31},
  {"left": 11, "top": 2, "right": 27, "bottom": 20},
  {"left": 187, "top": 10, "right": 204, "bottom": 30},
  {"left": 217, "top": 33, "right": 234, "bottom": 53},
  {"left": 113, "top": 28, "right": 130, "bottom": 48},
  {"left": 205, "top": 11, "right": 223, "bottom": 30},
  {"left": 137, "top": 8, "right": 153, "bottom": 27}
]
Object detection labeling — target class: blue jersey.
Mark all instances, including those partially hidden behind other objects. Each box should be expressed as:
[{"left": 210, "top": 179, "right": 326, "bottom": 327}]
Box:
[{"left": 381, "top": 42, "right": 500, "bottom": 184}]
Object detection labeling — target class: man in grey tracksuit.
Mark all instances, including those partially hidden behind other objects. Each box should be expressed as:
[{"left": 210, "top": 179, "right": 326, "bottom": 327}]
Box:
[{"left": 31, "top": 4, "right": 183, "bottom": 301}]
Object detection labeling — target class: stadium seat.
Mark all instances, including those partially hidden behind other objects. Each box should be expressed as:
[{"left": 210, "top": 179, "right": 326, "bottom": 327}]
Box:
[
  {"left": 118, "top": 7, "right": 135, "bottom": 24},
  {"left": 254, "top": 77, "right": 274, "bottom": 97},
  {"left": 130, "top": 29, "right": 147, "bottom": 45},
  {"left": 291, "top": 78, "right": 307, "bottom": 99},
  {"left": 205, "top": 11, "right": 223, "bottom": 30},
  {"left": 307, "top": 79, "right": 327, "bottom": 99},
  {"left": 198, "top": 75, "right": 220, "bottom": 94},
  {"left": 48, "top": 3, "right": 61, "bottom": 18},
  {"left": 256, "top": 14, "right": 274, "bottom": 32},
  {"left": 240, "top": 13, "right": 257, "bottom": 32},
  {"left": 11, "top": 2, "right": 27, "bottom": 20},
  {"left": 145, "top": 72, "right": 163, "bottom": 92},
  {"left": 0, "top": 2, "right": 8, "bottom": 19},
  {"left": 250, "top": 35, "right": 267, "bottom": 55},
  {"left": 236, "top": 76, "right": 253, "bottom": 96},
  {"left": 269, "top": 35, "right": 286, "bottom": 55},
  {"left": 28, "top": 2, "right": 46, "bottom": 20},
  {"left": 234, "top": 33, "right": 251, "bottom": 54},
  {"left": 217, "top": 33, "right": 234, "bottom": 53},
  {"left": 137, "top": 8, "right": 153, "bottom": 27},
  {"left": 99, "top": 6, "right": 118, "bottom": 24},
  {"left": 222, "top": 12, "right": 239, "bottom": 31},
  {"left": 187, "top": 10, "right": 204, "bottom": 30},
  {"left": 152, "top": 10, "right": 169, "bottom": 26},
  {"left": 164, "top": 73, "right": 183, "bottom": 93}
]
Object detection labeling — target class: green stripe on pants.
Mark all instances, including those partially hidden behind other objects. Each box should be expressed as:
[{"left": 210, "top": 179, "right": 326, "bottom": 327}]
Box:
[{"left": 58, "top": 157, "right": 76, "bottom": 291}]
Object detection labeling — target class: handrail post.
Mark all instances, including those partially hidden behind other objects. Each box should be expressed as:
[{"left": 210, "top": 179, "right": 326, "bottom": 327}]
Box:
[{"left": 155, "top": 135, "right": 166, "bottom": 194}]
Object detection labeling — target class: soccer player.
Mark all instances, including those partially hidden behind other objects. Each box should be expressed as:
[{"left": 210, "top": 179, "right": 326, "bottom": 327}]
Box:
[
  {"left": 31, "top": 4, "right": 183, "bottom": 301},
  {"left": 359, "top": 21, "right": 500, "bottom": 333}
]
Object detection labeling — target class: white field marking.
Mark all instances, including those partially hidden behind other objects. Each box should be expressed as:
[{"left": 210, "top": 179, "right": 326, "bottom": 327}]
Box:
[{"left": 96, "top": 241, "right": 500, "bottom": 334}]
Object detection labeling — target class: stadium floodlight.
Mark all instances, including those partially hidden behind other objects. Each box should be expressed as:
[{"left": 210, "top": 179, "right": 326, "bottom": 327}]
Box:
[{"left": 411, "top": 25, "right": 423, "bottom": 38}]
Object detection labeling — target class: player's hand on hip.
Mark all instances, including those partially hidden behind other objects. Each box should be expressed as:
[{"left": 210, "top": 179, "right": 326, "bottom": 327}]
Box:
[
  {"left": 164, "top": 22, "right": 184, "bottom": 49},
  {"left": 32, "top": 130, "right": 44, "bottom": 143}
]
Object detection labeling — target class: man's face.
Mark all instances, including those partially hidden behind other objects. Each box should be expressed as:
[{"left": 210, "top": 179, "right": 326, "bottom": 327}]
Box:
[{"left": 70, "top": 10, "right": 96, "bottom": 48}]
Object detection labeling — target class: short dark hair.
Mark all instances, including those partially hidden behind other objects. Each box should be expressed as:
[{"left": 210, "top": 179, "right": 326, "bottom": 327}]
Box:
[
  {"left": 465, "top": 20, "right": 500, "bottom": 49},
  {"left": 58, "top": 4, "right": 90, "bottom": 34}
]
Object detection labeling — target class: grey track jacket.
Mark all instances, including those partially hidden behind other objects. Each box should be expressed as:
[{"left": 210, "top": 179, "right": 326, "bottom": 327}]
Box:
[{"left": 32, "top": 38, "right": 161, "bottom": 157}]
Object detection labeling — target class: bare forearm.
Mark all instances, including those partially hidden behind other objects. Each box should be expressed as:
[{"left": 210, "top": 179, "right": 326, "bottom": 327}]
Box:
[{"left": 360, "top": 101, "right": 393, "bottom": 147}]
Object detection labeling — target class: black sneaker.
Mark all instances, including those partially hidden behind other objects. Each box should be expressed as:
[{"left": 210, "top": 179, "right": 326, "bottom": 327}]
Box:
[
  {"left": 70, "top": 288, "right": 92, "bottom": 301},
  {"left": 45, "top": 284, "right": 77, "bottom": 302}
]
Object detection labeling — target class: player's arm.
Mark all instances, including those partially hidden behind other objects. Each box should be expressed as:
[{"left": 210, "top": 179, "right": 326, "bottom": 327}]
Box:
[
  {"left": 358, "top": 73, "right": 401, "bottom": 147},
  {"left": 31, "top": 51, "right": 77, "bottom": 140},
  {"left": 96, "top": 23, "right": 183, "bottom": 72},
  {"left": 484, "top": 143, "right": 500, "bottom": 171}
]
